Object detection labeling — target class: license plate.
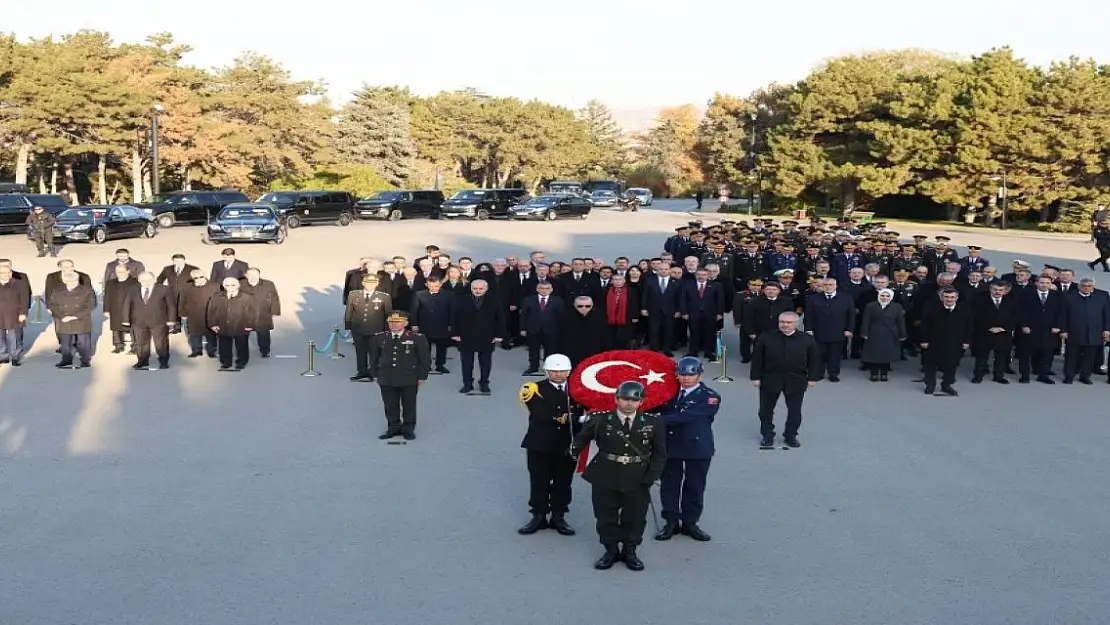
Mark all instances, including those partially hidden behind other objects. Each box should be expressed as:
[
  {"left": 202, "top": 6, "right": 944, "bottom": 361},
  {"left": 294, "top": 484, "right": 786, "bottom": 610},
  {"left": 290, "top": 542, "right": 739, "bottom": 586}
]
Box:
[
  {"left": 360, "top": 211, "right": 374, "bottom": 216},
  {"left": 232, "top": 231, "right": 247, "bottom": 238}
]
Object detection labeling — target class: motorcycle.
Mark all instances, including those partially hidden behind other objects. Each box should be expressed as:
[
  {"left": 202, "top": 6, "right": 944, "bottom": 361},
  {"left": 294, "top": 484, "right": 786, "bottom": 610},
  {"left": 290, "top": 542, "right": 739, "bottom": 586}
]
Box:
[{"left": 618, "top": 196, "right": 640, "bottom": 212}]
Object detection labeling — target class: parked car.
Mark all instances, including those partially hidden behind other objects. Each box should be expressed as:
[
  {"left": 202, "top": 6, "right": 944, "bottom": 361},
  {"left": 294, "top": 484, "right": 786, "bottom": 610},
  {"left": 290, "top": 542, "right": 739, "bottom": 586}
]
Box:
[
  {"left": 256, "top": 190, "right": 355, "bottom": 227},
  {"left": 52, "top": 205, "right": 157, "bottom": 244},
  {"left": 0, "top": 193, "right": 70, "bottom": 234},
  {"left": 355, "top": 190, "right": 446, "bottom": 221},
  {"left": 624, "top": 187, "right": 654, "bottom": 206},
  {"left": 588, "top": 190, "right": 618, "bottom": 207},
  {"left": 0, "top": 183, "right": 31, "bottom": 193},
  {"left": 546, "top": 180, "right": 584, "bottom": 196},
  {"left": 141, "top": 190, "right": 250, "bottom": 228},
  {"left": 508, "top": 194, "right": 592, "bottom": 221},
  {"left": 203, "top": 203, "right": 285, "bottom": 245},
  {"left": 440, "top": 188, "right": 530, "bottom": 220}
]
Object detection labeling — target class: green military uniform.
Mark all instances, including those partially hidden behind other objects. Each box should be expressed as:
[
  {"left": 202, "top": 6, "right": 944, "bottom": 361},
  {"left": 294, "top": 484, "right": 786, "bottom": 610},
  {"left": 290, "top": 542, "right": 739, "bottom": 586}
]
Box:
[
  {"left": 572, "top": 409, "right": 667, "bottom": 551},
  {"left": 25, "top": 209, "right": 56, "bottom": 257},
  {"left": 345, "top": 282, "right": 393, "bottom": 380},
  {"left": 368, "top": 323, "right": 431, "bottom": 438}
]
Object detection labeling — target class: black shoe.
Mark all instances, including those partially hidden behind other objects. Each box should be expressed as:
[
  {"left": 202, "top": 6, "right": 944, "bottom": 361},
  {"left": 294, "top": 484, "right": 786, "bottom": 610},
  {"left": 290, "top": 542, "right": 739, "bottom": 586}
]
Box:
[
  {"left": 759, "top": 436, "right": 774, "bottom": 448},
  {"left": 55, "top": 361, "right": 74, "bottom": 368},
  {"left": 434, "top": 366, "right": 449, "bottom": 374},
  {"left": 10, "top": 360, "right": 21, "bottom": 367},
  {"left": 350, "top": 373, "right": 371, "bottom": 381},
  {"left": 993, "top": 377, "right": 1010, "bottom": 385},
  {"left": 740, "top": 358, "right": 751, "bottom": 363},
  {"left": 260, "top": 353, "right": 270, "bottom": 358},
  {"left": 1063, "top": 377, "right": 1074, "bottom": 385},
  {"left": 879, "top": 372, "right": 888, "bottom": 381},
  {"left": 594, "top": 546, "right": 620, "bottom": 570},
  {"left": 402, "top": 431, "right": 416, "bottom": 440},
  {"left": 941, "top": 385, "right": 958, "bottom": 396},
  {"left": 0, "top": 359, "right": 8, "bottom": 365},
  {"left": 219, "top": 365, "right": 232, "bottom": 371},
  {"left": 654, "top": 520, "right": 679, "bottom": 541},
  {"left": 77, "top": 362, "right": 90, "bottom": 368},
  {"left": 1088, "top": 261, "right": 1097, "bottom": 270},
  {"left": 784, "top": 437, "right": 801, "bottom": 448},
  {"left": 548, "top": 516, "right": 575, "bottom": 536},
  {"left": 234, "top": 364, "right": 245, "bottom": 370},
  {"left": 187, "top": 352, "right": 202, "bottom": 358},
  {"left": 518, "top": 514, "right": 548, "bottom": 535},
  {"left": 158, "top": 361, "right": 169, "bottom": 370},
  {"left": 970, "top": 377, "right": 983, "bottom": 384},
  {"left": 681, "top": 522, "right": 712, "bottom": 541},
  {"left": 869, "top": 372, "right": 879, "bottom": 382},
  {"left": 1036, "top": 375, "right": 1055, "bottom": 384},
  {"left": 132, "top": 362, "right": 149, "bottom": 370},
  {"left": 378, "top": 430, "right": 400, "bottom": 440},
  {"left": 622, "top": 546, "right": 644, "bottom": 571},
  {"left": 478, "top": 385, "right": 491, "bottom": 395},
  {"left": 1018, "top": 376, "right": 1031, "bottom": 384},
  {"left": 924, "top": 386, "right": 936, "bottom": 395},
  {"left": 112, "top": 347, "right": 124, "bottom": 354},
  {"left": 1079, "top": 377, "right": 1093, "bottom": 385},
  {"left": 460, "top": 386, "right": 474, "bottom": 394},
  {"left": 828, "top": 375, "right": 839, "bottom": 383}
]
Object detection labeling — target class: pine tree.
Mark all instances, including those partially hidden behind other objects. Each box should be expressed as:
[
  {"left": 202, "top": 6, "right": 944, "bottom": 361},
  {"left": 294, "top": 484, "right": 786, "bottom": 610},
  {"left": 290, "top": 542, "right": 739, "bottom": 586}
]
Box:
[{"left": 337, "top": 85, "right": 416, "bottom": 186}]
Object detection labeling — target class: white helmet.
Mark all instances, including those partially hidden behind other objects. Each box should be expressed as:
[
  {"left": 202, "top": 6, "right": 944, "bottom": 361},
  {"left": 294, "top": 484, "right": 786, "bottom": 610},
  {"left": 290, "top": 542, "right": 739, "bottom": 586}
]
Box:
[{"left": 543, "top": 354, "right": 572, "bottom": 371}]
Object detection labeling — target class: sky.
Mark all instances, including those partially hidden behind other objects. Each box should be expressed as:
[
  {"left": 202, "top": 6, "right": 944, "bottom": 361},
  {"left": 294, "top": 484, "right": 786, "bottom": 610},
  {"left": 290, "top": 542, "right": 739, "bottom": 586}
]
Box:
[{"left": 7, "top": 0, "right": 1109, "bottom": 125}]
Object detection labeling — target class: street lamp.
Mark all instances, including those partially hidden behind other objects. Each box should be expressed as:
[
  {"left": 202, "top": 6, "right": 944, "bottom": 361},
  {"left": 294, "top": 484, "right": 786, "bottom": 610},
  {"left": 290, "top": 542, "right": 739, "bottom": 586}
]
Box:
[
  {"left": 748, "top": 112, "right": 757, "bottom": 216},
  {"left": 990, "top": 171, "right": 1008, "bottom": 230},
  {"left": 151, "top": 104, "right": 164, "bottom": 197}
]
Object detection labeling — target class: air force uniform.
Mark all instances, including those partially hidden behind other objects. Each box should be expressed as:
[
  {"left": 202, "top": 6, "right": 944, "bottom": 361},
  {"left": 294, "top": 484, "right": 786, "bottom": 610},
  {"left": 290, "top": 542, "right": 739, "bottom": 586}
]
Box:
[{"left": 658, "top": 383, "right": 720, "bottom": 538}]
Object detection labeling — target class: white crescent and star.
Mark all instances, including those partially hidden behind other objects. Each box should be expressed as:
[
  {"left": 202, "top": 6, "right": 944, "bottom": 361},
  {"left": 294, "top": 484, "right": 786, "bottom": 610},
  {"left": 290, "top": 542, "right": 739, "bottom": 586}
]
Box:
[{"left": 580, "top": 360, "right": 667, "bottom": 393}]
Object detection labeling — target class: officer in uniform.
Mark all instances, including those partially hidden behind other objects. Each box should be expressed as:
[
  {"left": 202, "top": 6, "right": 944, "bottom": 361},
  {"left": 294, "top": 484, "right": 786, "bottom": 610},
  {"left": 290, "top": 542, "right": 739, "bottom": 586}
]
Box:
[
  {"left": 25, "top": 206, "right": 56, "bottom": 257},
  {"left": 571, "top": 381, "right": 667, "bottom": 571},
  {"left": 346, "top": 274, "right": 393, "bottom": 381},
  {"left": 368, "top": 311, "right": 430, "bottom": 440},
  {"left": 731, "top": 277, "right": 763, "bottom": 362},
  {"left": 518, "top": 354, "right": 579, "bottom": 536},
  {"left": 655, "top": 357, "right": 719, "bottom": 542}
]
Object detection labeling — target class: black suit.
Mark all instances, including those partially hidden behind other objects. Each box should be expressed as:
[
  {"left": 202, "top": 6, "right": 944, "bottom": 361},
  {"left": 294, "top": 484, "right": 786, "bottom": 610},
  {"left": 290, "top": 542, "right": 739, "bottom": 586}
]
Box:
[
  {"left": 750, "top": 330, "right": 820, "bottom": 440},
  {"left": 1061, "top": 290, "right": 1110, "bottom": 381},
  {"left": 972, "top": 295, "right": 1018, "bottom": 380},
  {"left": 1016, "top": 289, "right": 1065, "bottom": 378},
  {"left": 121, "top": 284, "right": 177, "bottom": 366},
  {"left": 210, "top": 259, "right": 249, "bottom": 285},
  {"left": 519, "top": 294, "right": 565, "bottom": 370},
  {"left": 410, "top": 289, "right": 454, "bottom": 369},
  {"left": 156, "top": 263, "right": 199, "bottom": 303},
  {"left": 642, "top": 274, "right": 681, "bottom": 352},
  {"left": 678, "top": 281, "right": 725, "bottom": 357},
  {"left": 919, "top": 300, "right": 974, "bottom": 389},
  {"left": 451, "top": 295, "right": 505, "bottom": 390},
  {"left": 520, "top": 380, "right": 579, "bottom": 516}
]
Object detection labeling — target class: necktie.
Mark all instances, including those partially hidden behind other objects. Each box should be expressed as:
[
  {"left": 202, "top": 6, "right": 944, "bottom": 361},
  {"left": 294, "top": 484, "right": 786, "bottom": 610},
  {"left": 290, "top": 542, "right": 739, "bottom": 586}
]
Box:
[
  {"left": 142, "top": 288, "right": 150, "bottom": 304},
  {"left": 660, "top": 277, "right": 667, "bottom": 290},
  {"left": 393, "top": 334, "right": 401, "bottom": 340},
  {"left": 540, "top": 296, "right": 546, "bottom": 311},
  {"left": 408, "top": 281, "right": 413, "bottom": 287},
  {"left": 1040, "top": 292, "right": 1047, "bottom": 305},
  {"left": 365, "top": 292, "right": 370, "bottom": 300},
  {"left": 994, "top": 298, "right": 1000, "bottom": 308},
  {"left": 679, "top": 390, "right": 687, "bottom": 401},
  {"left": 698, "top": 283, "right": 705, "bottom": 298},
  {"left": 622, "top": 418, "right": 631, "bottom": 435}
]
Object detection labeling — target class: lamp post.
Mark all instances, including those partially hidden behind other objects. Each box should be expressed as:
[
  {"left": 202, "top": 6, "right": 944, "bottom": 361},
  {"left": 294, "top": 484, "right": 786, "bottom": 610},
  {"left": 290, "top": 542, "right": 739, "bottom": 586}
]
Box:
[
  {"left": 151, "top": 104, "right": 164, "bottom": 197},
  {"left": 990, "top": 171, "right": 1008, "bottom": 230}
]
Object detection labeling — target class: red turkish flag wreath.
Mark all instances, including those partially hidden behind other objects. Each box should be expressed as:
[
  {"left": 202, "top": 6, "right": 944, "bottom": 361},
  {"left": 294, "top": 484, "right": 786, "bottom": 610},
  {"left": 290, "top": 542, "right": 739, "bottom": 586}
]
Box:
[{"left": 568, "top": 350, "right": 679, "bottom": 472}]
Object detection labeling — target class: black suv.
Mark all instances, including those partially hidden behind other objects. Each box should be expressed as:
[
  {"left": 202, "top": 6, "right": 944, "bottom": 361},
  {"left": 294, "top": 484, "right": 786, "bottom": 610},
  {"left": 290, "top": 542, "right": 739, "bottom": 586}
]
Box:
[
  {"left": 355, "top": 190, "right": 446, "bottom": 221},
  {"left": 0, "top": 193, "right": 70, "bottom": 234},
  {"left": 440, "top": 188, "right": 530, "bottom": 220},
  {"left": 141, "top": 191, "right": 250, "bottom": 228},
  {"left": 256, "top": 190, "right": 356, "bottom": 227}
]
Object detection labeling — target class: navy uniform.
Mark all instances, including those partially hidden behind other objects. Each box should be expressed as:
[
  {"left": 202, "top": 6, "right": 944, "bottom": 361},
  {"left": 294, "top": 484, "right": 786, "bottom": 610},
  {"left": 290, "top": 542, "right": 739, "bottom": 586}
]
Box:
[
  {"left": 346, "top": 274, "right": 394, "bottom": 381},
  {"left": 959, "top": 246, "right": 990, "bottom": 278},
  {"left": 368, "top": 311, "right": 430, "bottom": 440},
  {"left": 572, "top": 381, "right": 667, "bottom": 571},
  {"left": 518, "top": 355, "right": 580, "bottom": 536},
  {"left": 656, "top": 358, "right": 719, "bottom": 542}
]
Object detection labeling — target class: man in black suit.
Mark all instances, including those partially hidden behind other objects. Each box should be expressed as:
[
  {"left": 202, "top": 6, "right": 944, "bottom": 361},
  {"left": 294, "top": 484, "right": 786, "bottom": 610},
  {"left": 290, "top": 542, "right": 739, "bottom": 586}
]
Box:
[
  {"left": 156, "top": 254, "right": 199, "bottom": 304},
  {"left": 207, "top": 278, "right": 259, "bottom": 370},
  {"left": 342, "top": 257, "right": 378, "bottom": 305},
  {"left": 919, "top": 287, "right": 974, "bottom": 395},
  {"left": 45, "top": 259, "right": 93, "bottom": 351},
  {"left": 518, "top": 281, "right": 565, "bottom": 375},
  {"left": 679, "top": 268, "right": 725, "bottom": 361},
  {"left": 804, "top": 278, "right": 856, "bottom": 382},
  {"left": 239, "top": 268, "right": 281, "bottom": 358},
  {"left": 451, "top": 279, "right": 506, "bottom": 395},
  {"left": 102, "top": 249, "right": 145, "bottom": 284},
  {"left": 971, "top": 282, "right": 1018, "bottom": 384},
  {"left": 210, "top": 248, "right": 249, "bottom": 285},
  {"left": 120, "top": 271, "right": 177, "bottom": 370},
  {"left": 641, "top": 262, "right": 681, "bottom": 355},
  {"left": 750, "top": 311, "right": 820, "bottom": 448},
  {"left": 1016, "top": 275, "right": 1066, "bottom": 383},
  {"left": 557, "top": 258, "right": 600, "bottom": 303},
  {"left": 1060, "top": 278, "right": 1110, "bottom": 384},
  {"left": 410, "top": 276, "right": 454, "bottom": 374}
]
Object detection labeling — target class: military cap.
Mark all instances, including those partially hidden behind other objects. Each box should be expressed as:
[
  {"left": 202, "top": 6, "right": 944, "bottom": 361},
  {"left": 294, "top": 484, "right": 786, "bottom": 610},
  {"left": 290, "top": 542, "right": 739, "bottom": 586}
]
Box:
[
  {"left": 842, "top": 241, "right": 857, "bottom": 247},
  {"left": 362, "top": 274, "right": 380, "bottom": 283},
  {"left": 902, "top": 243, "right": 917, "bottom": 249},
  {"left": 688, "top": 220, "right": 702, "bottom": 227},
  {"left": 806, "top": 244, "right": 820, "bottom": 250},
  {"left": 1044, "top": 263, "right": 1062, "bottom": 272},
  {"left": 675, "top": 227, "right": 688, "bottom": 232},
  {"left": 912, "top": 235, "right": 927, "bottom": 240},
  {"left": 967, "top": 245, "right": 982, "bottom": 251},
  {"left": 774, "top": 269, "right": 794, "bottom": 277},
  {"left": 782, "top": 220, "right": 798, "bottom": 226},
  {"left": 386, "top": 311, "right": 409, "bottom": 323},
  {"left": 886, "top": 231, "right": 900, "bottom": 237},
  {"left": 935, "top": 235, "right": 951, "bottom": 241},
  {"left": 1012, "top": 259, "right": 1031, "bottom": 268},
  {"left": 748, "top": 278, "right": 764, "bottom": 286},
  {"left": 807, "top": 277, "right": 820, "bottom": 284},
  {"left": 763, "top": 281, "right": 782, "bottom": 289},
  {"left": 781, "top": 242, "right": 795, "bottom": 248},
  {"left": 894, "top": 268, "right": 910, "bottom": 275}
]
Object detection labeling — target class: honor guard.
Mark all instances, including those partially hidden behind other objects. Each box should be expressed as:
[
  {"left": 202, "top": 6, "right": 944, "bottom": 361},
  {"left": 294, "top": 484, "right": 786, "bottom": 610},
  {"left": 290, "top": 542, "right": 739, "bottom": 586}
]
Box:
[
  {"left": 571, "top": 381, "right": 667, "bottom": 571},
  {"left": 518, "top": 354, "right": 579, "bottom": 536},
  {"left": 368, "top": 311, "right": 431, "bottom": 440},
  {"left": 655, "top": 357, "right": 719, "bottom": 542}
]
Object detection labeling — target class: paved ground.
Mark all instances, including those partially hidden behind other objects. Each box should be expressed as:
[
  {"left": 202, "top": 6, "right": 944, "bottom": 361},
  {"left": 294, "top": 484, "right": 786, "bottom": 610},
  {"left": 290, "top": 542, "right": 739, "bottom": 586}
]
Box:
[{"left": 1, "top": 208, "right": 1108, "bottom": 625}]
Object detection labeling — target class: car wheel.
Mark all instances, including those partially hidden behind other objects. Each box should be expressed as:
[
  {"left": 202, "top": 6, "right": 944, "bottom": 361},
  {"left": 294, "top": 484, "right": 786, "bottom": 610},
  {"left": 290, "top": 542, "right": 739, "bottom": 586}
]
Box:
[
  {"left": 475, "top": 209, "right": 490, "bottom": 221},
  {"left": 336, "top": 212, "right": 352, "bottom": 227},
  {"left": 269, "top": 231, "right": 286, "bottom": 245},
  {"left": 545, "top": 209, "right": 557, "bottom": 222},
  {"left": 201, "top": 233, "right": 212, "bottom": 245},
  {"left": 286, "top": 215, "right": 302, "bottom": 229},
  {"left": 92, "top": 227, "right": 107, "bottom": 244},
  {"left": 578, "top": 212, "right": 588, "bottom": 220},
  {"left": 142, "top": 223, "right": 156, "bottom": 238},
  {"left": 388, "top": 209, "right": 402, "bottom": 222},
  {"left": 157, "top": 214, "right": 175, "bottom": 228}
]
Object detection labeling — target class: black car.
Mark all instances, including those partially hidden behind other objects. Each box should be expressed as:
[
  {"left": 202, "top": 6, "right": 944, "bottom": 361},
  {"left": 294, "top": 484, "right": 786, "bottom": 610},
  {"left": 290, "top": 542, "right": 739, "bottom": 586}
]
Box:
[
  {"left": 256, "top": 190, "right": 355, "bottom": 227},
  {"left": 507, "top": 194, "right": 592, "bottom": 221},
  {"left": 0, "top": 193, "right": 71, "bottom": 234},
  {"left": 440, "top": 188, "right": 530, "bottom": 220},
  {"left": 355, "top": 190, "right": 446, "bottom": 221},
  {"left": 203, "top": 203, "right": 285, "bottom": 245},
  {"left": 0, "top": 183, "right": 31, "bottom": 193},
  {"left": 52, "top": 205, "right": 158, "bottom": 244},
  {"left": 141, "top": 190, "right": 250, "bottom": 228}
]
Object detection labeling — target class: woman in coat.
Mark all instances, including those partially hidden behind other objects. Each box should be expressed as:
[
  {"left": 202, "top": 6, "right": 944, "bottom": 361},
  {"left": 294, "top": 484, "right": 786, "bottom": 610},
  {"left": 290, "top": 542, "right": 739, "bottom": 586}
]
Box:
[
  {"left": 625, "top": 266, "right": 646, "bottom": 347},
  {"left": 860, "top": 288, "right": 907, "bottom": 381}
]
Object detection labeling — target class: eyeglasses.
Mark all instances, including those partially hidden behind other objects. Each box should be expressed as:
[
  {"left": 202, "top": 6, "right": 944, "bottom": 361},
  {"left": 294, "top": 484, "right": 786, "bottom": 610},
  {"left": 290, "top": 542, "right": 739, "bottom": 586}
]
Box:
[{"left": 576, "top": 305, "right": 592, "bottom": 309}]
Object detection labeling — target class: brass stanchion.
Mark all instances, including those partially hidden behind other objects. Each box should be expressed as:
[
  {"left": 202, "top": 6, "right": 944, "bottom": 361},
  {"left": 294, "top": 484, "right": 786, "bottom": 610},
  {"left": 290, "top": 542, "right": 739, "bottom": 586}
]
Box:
[
  {"left": 714, "top": 335, "right": 734, "bottom": 383},
  {"left": 30, "top": 295, "right": 46, "bottom": 324},
  {"left": 301, "top": 341, "right": 321, "bottom": 377},
  {"left": 327, "top": 325, "right": 345, "bottom": 360}
]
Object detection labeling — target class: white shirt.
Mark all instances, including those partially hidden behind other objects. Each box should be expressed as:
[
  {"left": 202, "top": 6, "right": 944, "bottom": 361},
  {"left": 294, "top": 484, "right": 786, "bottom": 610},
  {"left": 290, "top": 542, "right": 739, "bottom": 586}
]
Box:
[{"left": 617, "top": 411, "right": 636, "bottom": 428}]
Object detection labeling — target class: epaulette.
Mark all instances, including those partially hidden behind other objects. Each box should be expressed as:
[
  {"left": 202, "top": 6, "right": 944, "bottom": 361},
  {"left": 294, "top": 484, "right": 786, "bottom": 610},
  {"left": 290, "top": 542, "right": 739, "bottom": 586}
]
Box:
[{"left": 520, "top": 382, "right": 542, "bottom": 404}]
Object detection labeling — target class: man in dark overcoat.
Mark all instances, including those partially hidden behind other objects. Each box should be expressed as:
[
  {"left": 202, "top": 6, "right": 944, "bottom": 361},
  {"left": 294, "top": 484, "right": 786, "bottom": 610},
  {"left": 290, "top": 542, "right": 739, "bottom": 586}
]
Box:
[
  {"left": 450, "top": 279, "right": 505, "bottom": 395},
  {"left": 971, "top": 282, "right": 1018, "bottom": 384},
  {"left": 1015, "top": 275, "right": 1066, "bottom": 384},
  {"left": 206, "top": 277, "right": 259, "bottom": 370},
  {"left": 409, "top": 275, "right": 454, "bottom": 374},
  {"left": 919, "top": 287, "right": 974, "bottom": 395},
  {"left": 1060, "top": 279, "right": 1110, "bottom": 383},
  {"left": 180, "top": 270, "right": 220, "bottom": 358},
  {"left": 49, "top": 272, "right": 96, "bottom": 368},
  {"left": 239, "top": 268, "right": 281, "bottom": 358},
  {"left": 750, "top": 311, "right": 820, "bottom": 447}
]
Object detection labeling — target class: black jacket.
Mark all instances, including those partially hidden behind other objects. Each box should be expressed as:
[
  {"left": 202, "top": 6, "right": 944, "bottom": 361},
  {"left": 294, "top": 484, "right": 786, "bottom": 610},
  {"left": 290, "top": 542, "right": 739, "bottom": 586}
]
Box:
[
  {"left": 239, "top": 279, "right": 281, "bottom": 331},
  {"left": 156, "top": 264, "right": 199, "bottom": 298},
  {"left": 103, "top": 277, "right": 139, "bottom": 332},
  {"left": 121, "top": 284, "right": 177, "bottom": 329},
  {"left": 1061, "top": 290, "right": 1110, "bottom": 346},
  {"left": 750, "top": 330, "right": 820, "bottom": 394},
  {"left": 451, "top": 294, "right": 505, "bottom": 351},
  {"left": 0, "top": 279, "right": 30, "bottom": 329},
  {"left": 743, "top": 296, "right": 795, "bottom": 338},
  {"left": 45, "top": 270, "right": 92, "bottom": 308},
  {"left": 206, "top": 291, "right": 258, "bottom": 336},
  {"left": 520, "top": 380, "right": 578, "bottom": 454},
  {"left": 410, "top": 290, "right": 454, "bottom": 339},
  {"left": 973, "top": 294, "right": 1018, "bottom": 351},
  {"left": 180, "top": 283, "right": 220, "bottom": 336},
  {"left": 519, "top": 294, "right": 565, "bottom": 335},
  {"left": 560, "top": 309, "right": 610, "bottom": 366},
  {"left": 919, "top": 300, "right": 974, "bottom": 355},
  {"left": 49, "top": 285, "right": 96, "bottom": 335},
  {"left": 368, "top": 330, "right": 430, "bottom": 386},
  {"left": 210, "top": 259, "right": 249, "bottom": 285}
]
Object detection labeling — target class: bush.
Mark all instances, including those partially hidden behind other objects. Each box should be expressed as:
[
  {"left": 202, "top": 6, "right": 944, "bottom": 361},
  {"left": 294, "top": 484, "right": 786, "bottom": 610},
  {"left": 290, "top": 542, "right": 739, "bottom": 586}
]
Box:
[
  {"left": 1038, "top": 221, "right": 1090, "bottom": 234},
  {"left": 269, "top": 164, "right": 395, "bottom": 198}
]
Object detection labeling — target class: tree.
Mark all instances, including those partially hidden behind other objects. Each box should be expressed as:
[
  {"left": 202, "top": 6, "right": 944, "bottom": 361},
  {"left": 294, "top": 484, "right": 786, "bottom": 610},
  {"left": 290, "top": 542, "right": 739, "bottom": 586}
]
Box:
[
  {"left": 576, "top": 99, "right": 626, "bottom": 176},
  {"left": 336, "top": 85, "right": 416, "bottom": 186},
  {"left": 634, "top": 105, "right": 705, "bottom": 197}
]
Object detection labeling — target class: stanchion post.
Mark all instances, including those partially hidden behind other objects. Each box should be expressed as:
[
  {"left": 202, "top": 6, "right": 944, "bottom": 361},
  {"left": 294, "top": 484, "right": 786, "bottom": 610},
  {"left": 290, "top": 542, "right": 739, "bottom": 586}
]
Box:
[
  {"left": 301, "top": 340, "right": 321, "bottom": 377},
  {"left": 714, "top": 343, "right": 735, "bottom": 383},
  {"left": 30, "top": 295, "right": 46, "bottom": 324},
  {"left": 328, "top": 325, "right": 345, "bottom": 360}
]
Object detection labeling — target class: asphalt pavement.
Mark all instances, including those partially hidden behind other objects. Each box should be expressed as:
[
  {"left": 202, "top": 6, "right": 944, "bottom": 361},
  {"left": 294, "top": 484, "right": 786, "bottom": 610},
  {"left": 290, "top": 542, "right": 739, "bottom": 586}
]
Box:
[{"left": 1, "top": 209, "right": 1107, "bottom": 625}]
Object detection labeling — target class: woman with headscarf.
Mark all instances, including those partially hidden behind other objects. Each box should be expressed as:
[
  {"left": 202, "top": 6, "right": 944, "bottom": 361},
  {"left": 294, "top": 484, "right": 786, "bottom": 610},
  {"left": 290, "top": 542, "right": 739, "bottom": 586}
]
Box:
[{"left": 860, "top": 288, "right": 907, "bottom": 382}]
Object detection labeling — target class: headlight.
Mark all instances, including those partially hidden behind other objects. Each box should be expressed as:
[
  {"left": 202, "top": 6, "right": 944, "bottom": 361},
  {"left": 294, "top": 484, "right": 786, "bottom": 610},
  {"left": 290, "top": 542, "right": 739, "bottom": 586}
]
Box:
[
  {"left": 260, "top": 224, "right": 276, "bottom": 232},
  {"left": 142, "top": 208, "right": 153, "bottom": 214},
  {"left": 72, "top": 224, "right": 90, "bottom": 231},
  {"left": 208, "top": 225, "right": 223, "bottom": 231}
]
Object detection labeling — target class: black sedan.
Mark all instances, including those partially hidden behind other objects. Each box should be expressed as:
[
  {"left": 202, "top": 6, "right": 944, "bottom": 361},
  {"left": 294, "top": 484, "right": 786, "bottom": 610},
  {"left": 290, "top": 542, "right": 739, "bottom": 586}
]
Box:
[
  {"left": 203, "top": 203, "right": 286, "bottom": 245},
  {"left": 51, "top": 205, "right": 157, "bottom": 244},
  {"left": 507, "top": 194, "right": 592, "bottom": 221}
]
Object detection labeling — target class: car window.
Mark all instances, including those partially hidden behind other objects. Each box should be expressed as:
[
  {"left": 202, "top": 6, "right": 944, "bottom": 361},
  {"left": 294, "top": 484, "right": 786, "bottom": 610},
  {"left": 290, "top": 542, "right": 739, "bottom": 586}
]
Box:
[
  {"left": 109, "top": 208, "right": 124, "bottom": 219},
  {"left": 220, "top": 207, "right": 275, "bottom": 218},
  {"left": 329, "top": 192, "right": 349, "bottom": 203},
  {"left": 121, "top": 207, "right": 143, "bottom": 219},
  {"left": 0, "top": 196, "right": 25, "bottom": 208},
  {"left": 221, "top": 193, "right": 249, "bottom": 203},
  {"left": 296, "top": 195, "right": 314, "bottom": 206},
  {"left": 27, "top": 194, "right": 68, "bottom": 208},
  {"left": 193, "top": 193, "right": 217, "bottom": 205}
]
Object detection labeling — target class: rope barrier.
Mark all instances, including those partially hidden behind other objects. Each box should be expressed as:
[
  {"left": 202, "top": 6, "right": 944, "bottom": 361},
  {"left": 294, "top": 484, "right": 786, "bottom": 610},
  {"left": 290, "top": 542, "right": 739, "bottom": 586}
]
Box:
[{"left": 311, "top": 326, "right": 346, "bottom": 358}]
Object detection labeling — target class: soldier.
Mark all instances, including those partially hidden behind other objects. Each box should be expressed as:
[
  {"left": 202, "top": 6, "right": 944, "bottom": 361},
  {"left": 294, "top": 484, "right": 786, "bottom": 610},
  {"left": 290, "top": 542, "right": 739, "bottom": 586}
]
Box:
[
  {"left": 25, "top": 205, "right": 56, "bottom": 257},
  {"left": 959, "top": 245, "right": 990, "bottom": 278},
  {"left": 346, "top": 274, "right": 394, "bottom": 381},
  {"left": 518, "top": 353, "right": 579, "bottom": 536},
  {"left": 923, "top": 237, "right": 960, "bottom": 277},
  {"left": 571, "top": 381, "right": 667, "bottom": 571},
  {"left": 892, "top": 245, "right": 922, "bottom": 275},
  {"left": 368, "top": 311, "right": 430, "bottom": 441},
  {"left": 655, "top": 357, "right": 719, "bottom": 542},
  {"left": 731, "top": 277, "right": 763, "bottom": 362}
]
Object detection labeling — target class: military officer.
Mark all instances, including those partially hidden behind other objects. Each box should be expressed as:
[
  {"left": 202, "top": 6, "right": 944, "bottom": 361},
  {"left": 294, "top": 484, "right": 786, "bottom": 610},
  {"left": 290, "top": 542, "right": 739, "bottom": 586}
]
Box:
[
  {"left": 959, "top": 245, "right": 990, "bottom": 278},
  {"left": 346, "top": 274, "right": 394, "bottom": 381},
  {"left": 655, "top": 357, "right": 719, "bottom": 542},
  {"left": 892, "top": 245, "right": 922, "bottom": 275},
  {"left": 518, "top": 354, "right": 579, "bottom": 537},
  {"left": 731, "top": 277, "right": 763, "bottom": 362},
  {"left": 25, "top": 206, "right": 56, "bottom": 257},
  {"left": 571, "top": 381, "right": 667, "bottom": 571},
  {"left": 368, "top": 311, "right": 430, "bottom": 440}
]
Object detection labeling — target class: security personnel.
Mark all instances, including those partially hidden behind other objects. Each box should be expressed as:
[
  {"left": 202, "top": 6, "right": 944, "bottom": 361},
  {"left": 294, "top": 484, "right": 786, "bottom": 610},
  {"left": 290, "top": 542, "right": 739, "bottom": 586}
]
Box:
[
  {"left": 518, "top": 354, "right": 579, "bottom": 537},
  {"left": 346, "top": 274, "right": 393, "bottom": 381},
  {"left": 571, "top": 381, "right": 667, "bottom": 571},
  {"left": 368, "top": 311, "right": 430, "bottom": 440},
  {"left": 25, "top": 206, "right": 56, "bottom": 257},
  {"left": 655, "top": 357, "right": 719, "bottom": 542}
]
